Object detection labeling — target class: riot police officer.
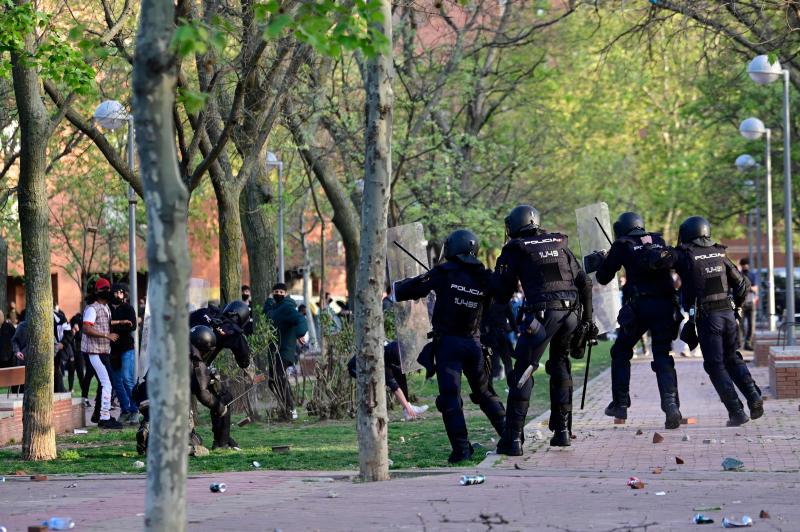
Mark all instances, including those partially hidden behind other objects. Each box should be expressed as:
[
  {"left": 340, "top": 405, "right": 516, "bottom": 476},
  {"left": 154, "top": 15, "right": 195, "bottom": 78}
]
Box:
[
  {"left": 189, "top": 300, "right": 252, "bottom": 448},
  {"left": 492, "top": 205, "right": 594, "bottom": 454},
  {"left": 135, "top": 301, "right": 253, "bottom": 454},
  {"left": 594, "top": 212, "right": 683, "bottom": 429},
  {"left": 671, "top": 216, "right": 763, "bottom": 426},
  {"left": 394, "top": 229, "right": 506, "bottom": 463}
]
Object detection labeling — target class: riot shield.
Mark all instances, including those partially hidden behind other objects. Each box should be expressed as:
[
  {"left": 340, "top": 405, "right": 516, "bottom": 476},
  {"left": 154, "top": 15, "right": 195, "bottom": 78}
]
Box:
[
  {"left": 188, "top": 278, "right": 210, "bottom": 311},
  {"left": 575, "top": 203, "right": 621, "bottom": 335},
  {"left": 387, "top": 222, "right": 430, "bottom": 373}
]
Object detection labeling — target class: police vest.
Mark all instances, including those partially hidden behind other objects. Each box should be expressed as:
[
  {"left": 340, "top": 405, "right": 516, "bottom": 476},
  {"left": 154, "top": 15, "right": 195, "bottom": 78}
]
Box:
[
  {"left": 681, "top": 243, "right": 730, "bottom": 306},
  {"left": 431, "top": 263, "right": 489, "bottom": 336},
  {"left": 617, "top": 233, "right": 674, "bottom": 297},
  {"left": 513, "top": 232, "right": 575, "bottom": 294}
]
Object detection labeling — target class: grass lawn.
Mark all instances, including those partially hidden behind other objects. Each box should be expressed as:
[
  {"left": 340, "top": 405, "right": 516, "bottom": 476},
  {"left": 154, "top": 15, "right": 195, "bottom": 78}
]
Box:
[{"left": 0, "top": 341, "right": 611, "bottom": 474}]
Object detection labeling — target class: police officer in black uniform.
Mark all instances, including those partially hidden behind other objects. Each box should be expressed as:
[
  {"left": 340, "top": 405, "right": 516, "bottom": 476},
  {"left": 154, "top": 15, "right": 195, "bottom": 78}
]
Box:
[
  {"left": 593, "top": 212, "right": 683, "bottom": 429},
  {"left": 671, "top": 216, "right": 763, "bottom": 426},
  {"left": 492, "top": 205, "right": 594, "bottom": 454},
  {"left": 393, "top": 229, "right": 506, "bottom": 463},
  {"left": 189, "top": 300, "right": 252, "bottom": 449}
]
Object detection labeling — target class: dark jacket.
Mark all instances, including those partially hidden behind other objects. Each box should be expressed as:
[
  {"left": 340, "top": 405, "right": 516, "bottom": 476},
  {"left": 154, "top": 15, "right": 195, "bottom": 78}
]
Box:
[
  {"left": 110, "top": 302, "right": 137, "bottom": 356},
  {"left": 0, "top": 320, "right": 15, "bottom": 364},
  {"left": 264, "top": 297, "right": 308, "bottom": 364}
]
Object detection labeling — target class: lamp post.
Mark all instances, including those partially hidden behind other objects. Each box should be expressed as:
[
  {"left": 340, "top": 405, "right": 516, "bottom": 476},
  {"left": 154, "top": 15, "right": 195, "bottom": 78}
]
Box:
[
  {"left": 266, "top": 151, "right": 285, "bottom": 284},
  {"left": 94, "top": 100, "right": 139, "bottom": 373},
  {"left": 748, "top": 55, "right": 795, "bottom": 342}
]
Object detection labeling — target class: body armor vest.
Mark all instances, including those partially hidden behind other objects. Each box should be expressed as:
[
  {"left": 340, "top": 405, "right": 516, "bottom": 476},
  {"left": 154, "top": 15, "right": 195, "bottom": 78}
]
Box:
[
  {"left": 617, "top": 233, "right": 674, "bottom": 297},
  {"left": 432, "top": 263, "right": 489, "bottom": 337},
  {"left": 513, "top": 232, "right": 575, "bottom": 295},
  {"left": 682, "top": 243, "right": 730, "bottom": 306}
]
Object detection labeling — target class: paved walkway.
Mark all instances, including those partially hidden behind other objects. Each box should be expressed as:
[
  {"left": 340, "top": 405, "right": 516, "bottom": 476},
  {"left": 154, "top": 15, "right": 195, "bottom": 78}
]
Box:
[{"left": 2, "top": 358, "right": 799, "bottom": 531}]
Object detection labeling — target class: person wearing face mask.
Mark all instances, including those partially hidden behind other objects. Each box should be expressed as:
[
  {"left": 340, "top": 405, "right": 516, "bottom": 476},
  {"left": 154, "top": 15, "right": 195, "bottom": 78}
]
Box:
[
  {"left": 109, "top": 283, "right": 138, "bottom": 424},
  {"left": 241, "top": 284, "right": 254, "bottom": 335},
  {"left": 263, "top": 282, "right": 308, "bottom": 420}
]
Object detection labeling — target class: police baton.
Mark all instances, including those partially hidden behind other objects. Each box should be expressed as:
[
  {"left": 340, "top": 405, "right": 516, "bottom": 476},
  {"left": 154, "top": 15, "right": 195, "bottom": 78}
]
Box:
[
  {"left": 580, "top": 339, "right": 598, "bottom": 410},
  {"left": 393, "top": 241, "right": 430, "bottom": 272},
  {"left": 226, "top": 374, "right": 267, "bottom": 408},
  {"left": 594, "top": 217, "right": 613, "bottom": 246}
]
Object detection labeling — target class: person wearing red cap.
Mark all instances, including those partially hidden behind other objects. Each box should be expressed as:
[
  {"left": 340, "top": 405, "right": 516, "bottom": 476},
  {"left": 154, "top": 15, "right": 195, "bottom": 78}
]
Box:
[{"left": 80, "top": 278, "right": 123, "bottom": 429}]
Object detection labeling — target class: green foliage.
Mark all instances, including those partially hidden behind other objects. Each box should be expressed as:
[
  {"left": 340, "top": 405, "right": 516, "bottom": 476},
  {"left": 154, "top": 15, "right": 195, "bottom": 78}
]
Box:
[
  {"left": 172, "top": 17, "right": 228, "bottom": 58},
  {"left": 256, "top": 0, "right": 390, "bottom": 57},
  {"left": 177, "top": 88, "right": 209, "bottom": 115},
  {"left": 0, "top": 0, "right": 95, "bottom": 94}
]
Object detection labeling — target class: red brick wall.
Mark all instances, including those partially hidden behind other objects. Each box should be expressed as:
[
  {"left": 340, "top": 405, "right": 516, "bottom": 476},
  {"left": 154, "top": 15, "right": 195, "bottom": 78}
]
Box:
[
  {"left": 754, "top": 332, "right": 780, "bottom": 367},
  {"left": 769, "top": 348, "right": 800, "bottom": 399},
  {"left": 0, "top": 399, "right": 85, "bottom": 445}
]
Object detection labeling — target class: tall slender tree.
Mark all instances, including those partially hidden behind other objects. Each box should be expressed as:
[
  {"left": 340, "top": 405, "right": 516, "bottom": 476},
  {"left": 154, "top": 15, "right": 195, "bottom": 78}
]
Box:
[
  {"left": 132, "top": 0, "right": 191, "bottom": 528},
  {"left": 355, "top": 0, "right": 393, "bottom": 482}
]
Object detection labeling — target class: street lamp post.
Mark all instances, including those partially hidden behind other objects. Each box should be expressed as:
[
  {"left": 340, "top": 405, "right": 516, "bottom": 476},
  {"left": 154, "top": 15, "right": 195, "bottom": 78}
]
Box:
[
  {"left": 266, "top": 151, "right": 285, "bottom": 284},
  {"left": 748, "top": 55, "right": 795, "bottom": 343},
  {"left": 739, "top": 116, "right": 779, "bottom": 332},
  {"left": 94, "top": 100, "right": 140, "bottom": 374}
]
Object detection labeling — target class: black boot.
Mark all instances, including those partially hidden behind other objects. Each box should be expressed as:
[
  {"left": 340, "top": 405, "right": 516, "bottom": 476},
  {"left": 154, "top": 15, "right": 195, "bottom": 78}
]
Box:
[
  {"left": 741, "top": 381, "right": 764, "bottom": 420},
  {"left": 549, "top": 410, "right": 571, "bottom": 447},
  {"left": 604, "top": 401, "right": 628, "bottom": 420},
  {"left": 661, "top": 391, "right": 682, "bottom": 430},
  {"left": 725, "top": 398, "right": 750, "bottom": 427},
  {"left": 496, "top": 399, "right": 528, "bottom": 456},
  {"left": 448, "top": 443, "right": 475, "bottom": 464}
]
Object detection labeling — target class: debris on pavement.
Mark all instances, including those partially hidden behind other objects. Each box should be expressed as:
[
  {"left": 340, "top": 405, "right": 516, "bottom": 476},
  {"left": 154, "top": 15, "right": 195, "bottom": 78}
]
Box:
[
  {"left": 652, "top": 466, "right": 663, "bottom": 474},
  {"left": 614, "top": 418, "right": 626, "bottom": 424},
  {"left": 702, "top": 439, "right": 717, "bottom": 444},
  {"left": 759, "top": 510, "right": 770, "bottom": 519},
  {"left": 42, "top": 517, "right": 75, "bottom": 530},
  {"left": 327, "top": 490, "right": 338, "bottom": 498},
  {"left": 460, "top": 475, "right": 485, "bottom": 486},
  {"left": 721, "top": 515, "right": 753, "bottom": 528},
  {"left": 693, "top": 506, "right": 722, "bottom": 512},
  {"left": 676, "top": 457, "right": 685, "bottom": 464},
  {"left": 531, "top": 430, "right": 544, "bottom": 441},
  {"left": 654, "top": 491, "right": 666, "bottom": 496},
  {"left": 72, "top": 429, "right": 87, "bottom": 435},
  {"left": 133, "top": 461, "right": 145, "bottom": 469},
  {"left": 693, "top": 514, "right": 714, "bottom": 524},
  {"left": 514, "top": 463, "right": 524, "bottom": 470},
  {"left": 636, "top": 429, "right": 644, "bottom": 435},
  {"left": 652, "top": 432, "right": 664, "bottom": 444},
  {"left": 682, "top": 434, "right": 691, "bottom": 441},
  {"left": 63, "top": 483, "right": 77, "bottom": 489},
  {"left": 209, "top": 483, "right": 227, "bottom": 493},
  {"left": 627, "top": 476, "right": 646, "bottom": 489},
  {"left": 31, "top": 475, "right": 47, "bottom": 482},
  {"left": 721, "top": 457, "right": 745, "bottom": 471}
]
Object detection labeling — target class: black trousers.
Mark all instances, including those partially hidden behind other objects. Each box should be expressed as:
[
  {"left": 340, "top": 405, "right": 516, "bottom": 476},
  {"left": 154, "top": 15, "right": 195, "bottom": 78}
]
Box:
[
  {"left": 610, "top": 297, "right": 678, "bottom": 409},
  {"left": 435, "top": 335, "right": 505, "bottom": 452},
  {"left": 190, "top": 360, "right": 235, "bottom": 447},
  {"left": 67, "top": 347, "right": 86, "bottom": 392},
  {"left": 268, "top": 355, "right": 295, "bottom": 415},
  {"left": 698, "top": 310, "right": 757, "bottom": 407},
  {"left": 509, "top": 308, "right": 578, "bottom": 417}
]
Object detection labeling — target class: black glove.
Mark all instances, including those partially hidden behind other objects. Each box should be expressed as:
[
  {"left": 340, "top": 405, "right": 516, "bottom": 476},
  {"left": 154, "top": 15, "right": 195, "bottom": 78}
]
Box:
[
  {"left": 584, "top": 320, "right": 599, "bottom": 342},
  {"left": 680, "top": 319, "right": 699, "bottom": 350},
  {"left": 583, "top": 250, "right": 607, "bottom": 274}
]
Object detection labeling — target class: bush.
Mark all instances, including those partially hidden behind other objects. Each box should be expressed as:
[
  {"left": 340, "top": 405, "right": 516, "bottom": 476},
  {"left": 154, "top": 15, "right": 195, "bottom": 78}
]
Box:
[{"left": 307, "top": 314, "right": 356, "bottom": 420}]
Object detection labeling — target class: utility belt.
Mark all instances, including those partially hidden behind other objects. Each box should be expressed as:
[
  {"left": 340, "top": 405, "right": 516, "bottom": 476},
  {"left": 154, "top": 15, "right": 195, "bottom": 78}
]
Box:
[
  {"left": 699, "top": 297, "right": 734, "bottom": 315},
  {"left": 623, "top": 285, "right": 674, "bottom": 305},
  {"left": 524, "top": 299, "right": 575, "bottom": 312}
]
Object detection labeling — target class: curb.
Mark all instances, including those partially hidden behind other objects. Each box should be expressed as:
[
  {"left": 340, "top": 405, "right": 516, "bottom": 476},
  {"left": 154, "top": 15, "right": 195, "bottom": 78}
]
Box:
[{"left": 478, "top": 366, "right": 612, "bottom": 469}]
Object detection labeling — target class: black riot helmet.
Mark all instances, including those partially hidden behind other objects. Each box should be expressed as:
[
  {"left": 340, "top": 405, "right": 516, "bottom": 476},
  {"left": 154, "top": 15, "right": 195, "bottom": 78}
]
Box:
[
  {"left": 443, "top": 229, "right": 481, "bottom": 265},
  {"left": 190, "top": 325, "right": 216, "bottom": 352},
  {"left": 505, "top": 205, "right": 540, "bottom": 238},
  {"left": 222, "top": 300, "right": 250, "bottom": 328},
  {"left": 679, "top": 216, "right": 712, "bottom": 244},
  {"left": 613, "top": 212, "right": 646, "bottom": 238}
]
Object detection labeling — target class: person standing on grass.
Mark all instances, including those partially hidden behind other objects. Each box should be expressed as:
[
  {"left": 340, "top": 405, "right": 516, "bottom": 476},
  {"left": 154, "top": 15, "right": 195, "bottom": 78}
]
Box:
[
  {"left": 81, "top": 278, "right": 123, "bottom": 429},
  {"left": 109, "top": 283, "right": 138, "bottom": 425},
  {"left": 263, "top": 283, "right": 308, "bottom": 421}
]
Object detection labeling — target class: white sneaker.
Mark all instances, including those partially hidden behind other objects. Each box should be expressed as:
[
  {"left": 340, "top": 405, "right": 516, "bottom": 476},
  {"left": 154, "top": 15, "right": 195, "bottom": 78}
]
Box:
[
  {"left": 403, "top": 404, "right": 428, "bottom": 420},
  {"left": 291, "top": 409, "right": 298, "bottom": 420}
]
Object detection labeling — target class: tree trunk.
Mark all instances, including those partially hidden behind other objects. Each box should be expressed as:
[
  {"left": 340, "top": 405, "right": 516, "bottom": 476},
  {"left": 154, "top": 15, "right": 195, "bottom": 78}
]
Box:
[
  {"left": 215, "top": 182, "right": 244, "bottom": 304},
  {"left": 240, "top": 167, "right": 276, "bottom": 307},
  {"left": 0, "top": 235, "right": 7, "bottom": 315},
  {"left": 133, "top": 0, "right": 191, "bottom": 529},
  {"left": 11, "top": 7, "right": 57, "bottom": 461},
  {"left": 355, "top": 0, "right": 393, "bottom": 482}
]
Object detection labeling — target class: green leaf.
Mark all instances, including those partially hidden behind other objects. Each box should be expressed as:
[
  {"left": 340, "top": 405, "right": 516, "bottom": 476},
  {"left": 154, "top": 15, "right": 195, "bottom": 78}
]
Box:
[
  {"left": 177, "top": 88, "right": 209, "bottom": 115},
  {"left": 265, "top": 14, "right": 293, "bottom": 39}
]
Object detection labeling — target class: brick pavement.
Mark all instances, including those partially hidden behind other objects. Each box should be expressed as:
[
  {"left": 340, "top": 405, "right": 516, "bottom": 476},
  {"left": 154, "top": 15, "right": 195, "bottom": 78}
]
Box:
[
  {"left": 2, "top": 358, "right": 800, "bottom": 531},
  {"left": 490, "top": 359, "right": 800, "bottom": 474}
]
